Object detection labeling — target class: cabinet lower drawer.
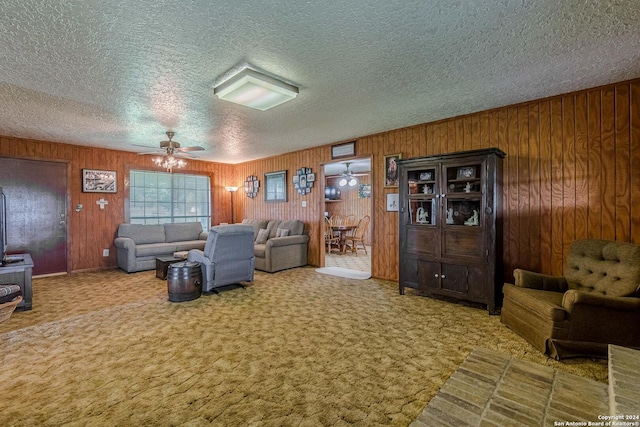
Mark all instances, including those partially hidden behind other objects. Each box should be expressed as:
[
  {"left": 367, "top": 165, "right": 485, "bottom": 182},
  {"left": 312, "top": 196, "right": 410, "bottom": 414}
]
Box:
[
  {"left": 405, "top": 227, "right": 439, "bottom": 256},
  {"left": 442, "top": 228, "right": 483, "bottom": 260}
]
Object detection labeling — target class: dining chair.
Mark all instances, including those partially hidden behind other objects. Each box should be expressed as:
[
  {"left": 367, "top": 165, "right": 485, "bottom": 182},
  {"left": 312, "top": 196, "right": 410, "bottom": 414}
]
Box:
[
  {"left": 344, "top": 214, "right": 357, "bottom": 226},
  {"left": 345, "top": 215, "right": 370, "bottom": 256},
  {"left": 329, "top": 214, "right": 345, "bottom": 226},
  {"left": 324, "top": 217, "right": 339, "bottom": 253}
]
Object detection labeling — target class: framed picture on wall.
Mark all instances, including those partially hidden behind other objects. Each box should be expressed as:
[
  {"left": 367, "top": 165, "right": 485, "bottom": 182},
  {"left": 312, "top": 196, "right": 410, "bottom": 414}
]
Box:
[
  {"left": 331, "top": 141, "right": 356, "bottom": 159},
  {"left": 384, "top": 154, "right": 401, "bottom": 187},
  {"left": 359, "top": 184, "right": 372, "bottom": 198},
  {"left": 265, "top": 170, "right": 287, "bottom": 202},
  {"left": 386, "top": 193, "right": 399, "bottom": 212},
  {"left": 82, "top": 169, "right": 117, "bottom": 193}
]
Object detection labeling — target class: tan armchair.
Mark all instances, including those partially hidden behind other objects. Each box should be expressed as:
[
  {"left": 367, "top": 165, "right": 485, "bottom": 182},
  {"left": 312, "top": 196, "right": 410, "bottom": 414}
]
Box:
[{"left": 501, "top": 239, "right": 640, "bottom": 359}]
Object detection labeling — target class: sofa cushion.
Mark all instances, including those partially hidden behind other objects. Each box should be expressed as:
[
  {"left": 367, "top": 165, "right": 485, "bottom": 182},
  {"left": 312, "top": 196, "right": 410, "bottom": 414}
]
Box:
[
  {"left": 165, "top": 222, "right": 203, "bottom": 243},
  {"left": 135, "top": 243, "right": 178, "bottom": 257},
  {"left": 267, "top": 219, "right": 304, "bottom": 239},
  {"left": 242, "top": 219, "right": 270, "bottom": 240},
  {"left": 276, "top": 228, "right": 290, "bottom": 237},
  {"left": 503, "top": 284, "right": 567, "bottom": 322},
  {"left": 277, "top": 220, "right": 303, "bottom": 236},
  {"left": 254, "top": 244, "right": 267, "bottom": 258},
  {"left": 565, "top": 239, "right": 640, "bottom": 297},
  {"left": 174, "top": 240, "right": 206, "bottom": 252},
  {"left": 118, "top": 224, "right": 166, "bottom": 245},
  {"left": 255, "top": 228, "right": 270, "bottom": 244}
]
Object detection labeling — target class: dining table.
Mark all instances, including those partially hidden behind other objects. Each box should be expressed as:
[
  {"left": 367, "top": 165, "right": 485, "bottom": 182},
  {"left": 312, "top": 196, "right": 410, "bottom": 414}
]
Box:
[{"left": 330, "top": 224, "right": 356, "bottom": 254}]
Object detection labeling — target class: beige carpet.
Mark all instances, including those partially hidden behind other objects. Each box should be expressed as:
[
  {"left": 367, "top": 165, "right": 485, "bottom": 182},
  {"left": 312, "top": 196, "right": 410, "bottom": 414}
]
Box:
[{"left": 0, "top": 268, "right": 607, "bottom": 426}]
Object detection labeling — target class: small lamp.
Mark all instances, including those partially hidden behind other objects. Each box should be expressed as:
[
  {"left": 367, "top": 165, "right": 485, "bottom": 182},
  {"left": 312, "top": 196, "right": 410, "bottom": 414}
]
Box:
[{"left": 225, "top": 186, "right": 239, "bottom": 224}]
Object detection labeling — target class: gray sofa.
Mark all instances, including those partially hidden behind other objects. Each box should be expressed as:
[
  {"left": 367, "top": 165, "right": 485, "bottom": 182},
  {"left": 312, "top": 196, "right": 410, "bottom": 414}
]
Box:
[
  {"left": 241, "top": 219, "right": 308, "bottom": 272},
  {"left": 114, "top": 222, "right": 208, "bottom": 273}
]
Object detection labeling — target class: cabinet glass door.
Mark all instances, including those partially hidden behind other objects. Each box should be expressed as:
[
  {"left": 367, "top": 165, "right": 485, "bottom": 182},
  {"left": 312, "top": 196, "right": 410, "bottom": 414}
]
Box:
[
  {"left": 406, "top": 166, "right": 438, "bottom": 226},
  {"left": 444, "top": 163, "right": 482, "bottom": 227}
]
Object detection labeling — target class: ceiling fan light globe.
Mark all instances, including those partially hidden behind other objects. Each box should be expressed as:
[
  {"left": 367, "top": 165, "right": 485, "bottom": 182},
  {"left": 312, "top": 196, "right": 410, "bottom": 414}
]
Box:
[
  {"left": 338, "top": 178, "right": 348, "bottom": 187},
  {"left": 348, "top": 178, "right": 358, "bottom": 186}
]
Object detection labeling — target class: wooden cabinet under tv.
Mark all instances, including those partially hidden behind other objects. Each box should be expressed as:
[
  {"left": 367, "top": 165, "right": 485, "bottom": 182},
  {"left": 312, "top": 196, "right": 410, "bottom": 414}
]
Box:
[{"left": 398, "top": 148, "right": 505, "bottom": 314}]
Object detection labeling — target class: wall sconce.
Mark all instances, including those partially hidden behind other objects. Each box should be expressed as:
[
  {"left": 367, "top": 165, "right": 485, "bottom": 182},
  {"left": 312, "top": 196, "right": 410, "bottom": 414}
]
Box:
[{"left": 75, "top": 204, "right": 83, "bottom": 212}]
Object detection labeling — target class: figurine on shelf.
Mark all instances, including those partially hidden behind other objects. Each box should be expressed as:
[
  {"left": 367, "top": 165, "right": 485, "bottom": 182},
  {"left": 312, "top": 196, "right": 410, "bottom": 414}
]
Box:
[
  {"left": 464, "top": 210, "right": 479, "bottom": 226},
  {"left": 422, "top": 184, "right": 432, "bottom": 194},
  {"left": 464, "top": 182, "right": 472, "bottom": 193},
  {"left": 446, "top": 208, "right": 454, "bottom": 224},
  {"left": 416, "top": 207, "right": 429, "bottom": 223}
]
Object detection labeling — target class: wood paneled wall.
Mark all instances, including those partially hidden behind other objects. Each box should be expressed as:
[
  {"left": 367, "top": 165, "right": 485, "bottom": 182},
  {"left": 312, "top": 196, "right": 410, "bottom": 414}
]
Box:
[
  {"left": 0, "top": 137, "right": 234, "bottom": 272},
  {"left": 2, "top": 78, "right": 639, "bottom": 280},
  {"left": 238, "top": 79, "right": 640, "bottom": 282},
  {"left": 233, "top": 149, "right": 327, "bottom": 268}
]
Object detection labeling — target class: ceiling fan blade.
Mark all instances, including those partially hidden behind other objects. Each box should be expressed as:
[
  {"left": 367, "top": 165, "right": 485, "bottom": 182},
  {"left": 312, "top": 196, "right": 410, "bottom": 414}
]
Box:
[
  {"left": 178, "top": 146, "right": 205, "bottom": 152},
  {"left": 137, "top": 150, "right": 164, "bottom": 155},
  {"left": 131, "top": 143, "right": 161, "bottom": 149},
  {"left": 175, "top": 151, "right": 199, "bottom": 159}
]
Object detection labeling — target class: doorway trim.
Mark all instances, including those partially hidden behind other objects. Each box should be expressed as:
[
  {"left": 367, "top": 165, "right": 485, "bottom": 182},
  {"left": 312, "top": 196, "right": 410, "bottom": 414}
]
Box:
[{"left": 319, "top": 155, "right": 373, "bottom": 269}]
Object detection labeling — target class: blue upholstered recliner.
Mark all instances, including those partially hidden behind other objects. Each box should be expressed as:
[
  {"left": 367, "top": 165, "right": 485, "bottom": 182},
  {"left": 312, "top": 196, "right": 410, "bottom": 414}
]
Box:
[{"left": 187, "top": 224, "right": 255, "bottom": 293}]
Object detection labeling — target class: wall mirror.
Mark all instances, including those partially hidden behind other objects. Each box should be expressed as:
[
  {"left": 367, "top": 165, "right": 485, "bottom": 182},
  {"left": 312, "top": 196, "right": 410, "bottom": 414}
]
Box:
[{"left": 265, "top": 170, "right": 287, "bottom": 202}]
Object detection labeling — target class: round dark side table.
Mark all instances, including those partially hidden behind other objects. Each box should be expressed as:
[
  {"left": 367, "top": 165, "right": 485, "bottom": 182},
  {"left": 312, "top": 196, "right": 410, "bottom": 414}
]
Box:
[{"left": 167, "top": 261, "right": 202, "bottom": 302}]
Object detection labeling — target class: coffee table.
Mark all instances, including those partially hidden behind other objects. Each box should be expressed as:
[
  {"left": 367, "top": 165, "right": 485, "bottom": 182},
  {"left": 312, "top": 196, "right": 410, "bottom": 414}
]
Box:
[{"left": 155, "top": 256, "right": 182, "bottom": 280}]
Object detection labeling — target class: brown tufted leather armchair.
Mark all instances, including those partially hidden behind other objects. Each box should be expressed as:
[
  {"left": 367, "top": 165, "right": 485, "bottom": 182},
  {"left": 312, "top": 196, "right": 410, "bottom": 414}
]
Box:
[{"left": 501, "top": 239, "right": 640, "bottom": 359}]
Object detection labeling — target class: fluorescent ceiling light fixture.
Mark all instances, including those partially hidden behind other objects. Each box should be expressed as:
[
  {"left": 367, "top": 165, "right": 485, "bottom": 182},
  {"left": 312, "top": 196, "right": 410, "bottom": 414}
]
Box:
[{"left": 214, "top": 68, "right": 298, "bottom": 111}]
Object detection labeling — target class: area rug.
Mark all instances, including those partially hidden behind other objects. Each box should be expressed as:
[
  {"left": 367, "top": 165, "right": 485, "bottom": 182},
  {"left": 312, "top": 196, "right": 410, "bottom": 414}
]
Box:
[{"left": 315, "top": 266, "right": 371, "bottom": 279}]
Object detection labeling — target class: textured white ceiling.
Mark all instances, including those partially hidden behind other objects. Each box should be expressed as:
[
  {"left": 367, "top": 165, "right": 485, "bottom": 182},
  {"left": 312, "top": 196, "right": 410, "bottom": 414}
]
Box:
[{"left": 1, "top": 1, "right": 639, "bottom": 164}]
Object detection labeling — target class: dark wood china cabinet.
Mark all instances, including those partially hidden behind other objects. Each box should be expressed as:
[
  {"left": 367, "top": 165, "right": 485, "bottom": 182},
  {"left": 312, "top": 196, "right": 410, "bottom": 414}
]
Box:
[{"left": 398, "top": 148, "right": 505, "bottom": 314}]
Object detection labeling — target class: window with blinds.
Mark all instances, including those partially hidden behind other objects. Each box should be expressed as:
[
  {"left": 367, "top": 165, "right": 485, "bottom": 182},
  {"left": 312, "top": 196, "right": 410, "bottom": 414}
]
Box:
[{"left": 129, "top": 170, "right": 210, "bottom": 229}]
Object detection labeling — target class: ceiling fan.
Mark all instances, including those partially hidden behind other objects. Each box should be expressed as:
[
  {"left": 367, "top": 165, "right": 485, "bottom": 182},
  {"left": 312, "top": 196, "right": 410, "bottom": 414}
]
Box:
[
  {"left": 135, "top": 131, "right": 205, "bottom": 172},
  {"left": 338, "top": 162, "right": 361, "bottom": 187},
  {"left": 136, "top": 131, "right": 205, "bottom": 159}
]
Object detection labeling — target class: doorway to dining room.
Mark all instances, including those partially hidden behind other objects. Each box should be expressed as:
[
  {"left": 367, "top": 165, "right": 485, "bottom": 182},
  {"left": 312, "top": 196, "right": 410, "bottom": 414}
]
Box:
[{"left": 321, "top": 157, "right": 372, "bottom": 275}]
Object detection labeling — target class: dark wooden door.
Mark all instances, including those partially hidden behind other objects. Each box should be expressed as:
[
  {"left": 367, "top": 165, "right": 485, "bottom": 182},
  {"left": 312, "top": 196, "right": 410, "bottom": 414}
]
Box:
[{"left": 0, "top": 158, "right": 67, "bottom": 275}]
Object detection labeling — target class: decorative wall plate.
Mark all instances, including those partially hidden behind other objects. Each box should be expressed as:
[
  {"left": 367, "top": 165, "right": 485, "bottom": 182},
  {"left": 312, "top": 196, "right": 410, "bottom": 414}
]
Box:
[
  {"left": 294, "top": 167, "right": 314, "bottom": 195},
  {"left": 244, "top": 175, "right": 259, "bottom": 198}
]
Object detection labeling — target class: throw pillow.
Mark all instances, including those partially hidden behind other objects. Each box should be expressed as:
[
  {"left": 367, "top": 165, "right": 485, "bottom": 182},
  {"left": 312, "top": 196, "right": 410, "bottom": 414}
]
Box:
[
  {"left": 255, "top": 228, "right": 270, "bottom": 244},
  {"left": 276, "top": 228, "right": 290, "bottom": 238}
]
